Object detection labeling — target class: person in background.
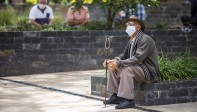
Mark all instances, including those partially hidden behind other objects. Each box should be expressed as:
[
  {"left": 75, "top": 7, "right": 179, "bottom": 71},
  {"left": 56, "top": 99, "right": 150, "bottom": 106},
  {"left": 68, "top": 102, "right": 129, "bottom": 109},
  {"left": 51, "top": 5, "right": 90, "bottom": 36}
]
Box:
[
  {"left": 191, "top": 0, "right": 197, "bottom": 27},
  {"left": 103, "top": 15, "right": 160, "bottom": 109},
  {"left": 124, "top": 3, "right": 147, "bottom": 21},
  {"left": 66, "top": 0, "right": 90, "bottom": 27},
  {"left": 119, "top": 10, "right": 127, "bottom": 20},
  {"left": 136, "top": 3, "right": 147, "bottom": 21},
  {"left": 29, "top": 0, "right": 54, "bottom": 28},
  {"left": 114, "top": 11, "right": 127, "bottom": 27},
  {"left": 114, "top": 3, "right": 146, "bottom": 28}
]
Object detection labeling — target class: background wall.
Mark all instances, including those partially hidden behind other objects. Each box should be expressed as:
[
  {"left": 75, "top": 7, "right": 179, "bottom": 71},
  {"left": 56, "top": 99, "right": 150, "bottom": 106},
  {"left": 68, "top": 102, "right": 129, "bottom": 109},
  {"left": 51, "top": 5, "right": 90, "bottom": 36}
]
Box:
[
  {"left": 145, "top": 1, "right": 191, "bottom": 28},
  {"left": 0, "top": 29, "right": 196, "bottom": 77}
]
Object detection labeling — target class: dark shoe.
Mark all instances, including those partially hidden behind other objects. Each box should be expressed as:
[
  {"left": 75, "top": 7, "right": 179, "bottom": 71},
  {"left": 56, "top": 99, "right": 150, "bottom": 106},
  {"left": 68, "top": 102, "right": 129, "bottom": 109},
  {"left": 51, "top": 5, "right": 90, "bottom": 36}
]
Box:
[
  {"left": 103, "top": 94, "right": 124, "bottom": 104},
  {"left": 115, "top": 99, "right": 135, "bottom": 109}
]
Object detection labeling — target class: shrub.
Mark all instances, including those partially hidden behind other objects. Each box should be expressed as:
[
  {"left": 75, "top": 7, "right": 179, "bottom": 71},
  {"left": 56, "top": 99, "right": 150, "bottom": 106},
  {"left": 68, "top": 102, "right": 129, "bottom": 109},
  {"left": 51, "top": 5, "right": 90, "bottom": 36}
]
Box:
[
  {"left": 155, "top": 21, "right": 168, "bottom": 29},
  {"left": 0, "top": 6, "right": 16, "bottom": 25},
  {"left": 159, "top": 54, "right": 197, "bottom": 81},
  {"left": 0, "top": 19, "right": 107, "bottom": 31},
  {"left": 14, "top": 18, "right": 34, "bottom": 31},
  {"left": 78, "top": 21, "right": 107, "bottom": 30}
]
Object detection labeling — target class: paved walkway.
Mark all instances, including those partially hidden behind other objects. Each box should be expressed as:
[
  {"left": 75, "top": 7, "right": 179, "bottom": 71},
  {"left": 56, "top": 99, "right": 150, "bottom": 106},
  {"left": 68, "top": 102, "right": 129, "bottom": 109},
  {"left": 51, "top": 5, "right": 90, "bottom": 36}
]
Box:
[{"left": 0, "top": 70, "right": 197, "bottom": 112}]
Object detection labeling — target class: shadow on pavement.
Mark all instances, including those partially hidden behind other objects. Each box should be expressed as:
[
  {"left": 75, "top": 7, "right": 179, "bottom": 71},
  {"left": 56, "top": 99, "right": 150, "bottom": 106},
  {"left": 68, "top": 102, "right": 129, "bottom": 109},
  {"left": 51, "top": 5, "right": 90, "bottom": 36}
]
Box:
[
  {"left": 0, "top": 77, "right": 162, "bottom": 112},
  {"left": 0, "top": 77, "right": 103, "bottom": 101},
  {"left": 134, "top": 106, "right": 162, "bottom": 112}
]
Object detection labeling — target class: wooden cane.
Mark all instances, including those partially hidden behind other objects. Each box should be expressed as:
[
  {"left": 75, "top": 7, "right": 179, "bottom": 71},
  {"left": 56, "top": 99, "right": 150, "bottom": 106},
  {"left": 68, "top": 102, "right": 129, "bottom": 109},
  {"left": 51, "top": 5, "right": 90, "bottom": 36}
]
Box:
[{"left": 104, "top": 36, "right": 111, "bottom": 107}]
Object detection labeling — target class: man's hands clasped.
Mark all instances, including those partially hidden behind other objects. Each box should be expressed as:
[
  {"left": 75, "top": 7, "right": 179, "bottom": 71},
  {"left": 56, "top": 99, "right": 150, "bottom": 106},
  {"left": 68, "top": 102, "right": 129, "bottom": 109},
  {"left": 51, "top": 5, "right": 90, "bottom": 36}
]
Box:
[{"left": 103, "top": 59, "right": 118, "bottom": 70}]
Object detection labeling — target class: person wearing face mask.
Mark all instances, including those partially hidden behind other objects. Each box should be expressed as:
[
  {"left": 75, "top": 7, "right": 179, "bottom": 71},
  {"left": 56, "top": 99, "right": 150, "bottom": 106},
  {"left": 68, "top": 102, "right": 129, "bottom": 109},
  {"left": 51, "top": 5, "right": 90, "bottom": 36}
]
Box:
[
  {"left": 29, "top": 0, "right": 54, "bottom": 28},
  {"left": 103, "top": 15, "right": 160, "bottom": 109}
]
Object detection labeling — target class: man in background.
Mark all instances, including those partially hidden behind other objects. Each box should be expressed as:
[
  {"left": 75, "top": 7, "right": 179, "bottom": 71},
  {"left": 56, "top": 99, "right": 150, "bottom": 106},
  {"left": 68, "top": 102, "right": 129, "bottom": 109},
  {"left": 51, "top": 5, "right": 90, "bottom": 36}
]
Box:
[
  {"left": 29, "top": 0, "right": 54, "bottom": 28},
  {"left": 114, "top": 3, "right": 146, "bottom": 28},
  {"left": 136, "top": 3, "right": 146, "bottom": 21}
]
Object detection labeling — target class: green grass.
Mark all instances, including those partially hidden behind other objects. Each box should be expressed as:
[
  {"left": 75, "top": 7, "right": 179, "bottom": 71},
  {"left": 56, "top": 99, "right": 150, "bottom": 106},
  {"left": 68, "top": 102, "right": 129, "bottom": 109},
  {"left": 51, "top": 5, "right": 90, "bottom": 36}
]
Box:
[
  {"left": 159, "top": 54, "right": 197, "bottom": 81},
  {"left": 0, "top": 6, "right": 16, "bottom": 25}
]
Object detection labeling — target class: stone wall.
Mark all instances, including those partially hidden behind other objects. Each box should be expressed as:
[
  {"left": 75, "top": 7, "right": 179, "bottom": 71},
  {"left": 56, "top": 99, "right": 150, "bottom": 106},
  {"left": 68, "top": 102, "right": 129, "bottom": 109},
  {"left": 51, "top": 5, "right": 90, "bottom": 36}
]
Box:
[
  {"left": 135, "top": 78, "right": 197, "bottom": 105},
  {"left": 91, "top": 76, "right": 197, "bottom": 106},
  {"left": 0, "top": 29, "right": 197, "bottom": 76},
  {"left": 145, "top": 1, "right": 191, "bottom": 28}
]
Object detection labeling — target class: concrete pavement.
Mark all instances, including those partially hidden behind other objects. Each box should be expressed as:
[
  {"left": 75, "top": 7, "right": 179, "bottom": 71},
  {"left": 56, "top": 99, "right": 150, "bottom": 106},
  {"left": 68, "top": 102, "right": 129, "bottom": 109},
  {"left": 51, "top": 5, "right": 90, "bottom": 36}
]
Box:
[{"left": 0, "top": 70, "right": 197, "bottom": 112}]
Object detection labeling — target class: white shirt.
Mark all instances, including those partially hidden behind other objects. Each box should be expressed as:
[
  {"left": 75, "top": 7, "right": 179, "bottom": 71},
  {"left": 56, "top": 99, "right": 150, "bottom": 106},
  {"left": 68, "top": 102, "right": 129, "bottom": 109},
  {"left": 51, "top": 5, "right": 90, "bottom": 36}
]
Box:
[{"left": 29, "top": 5, "right": 54, "bottom": 20}]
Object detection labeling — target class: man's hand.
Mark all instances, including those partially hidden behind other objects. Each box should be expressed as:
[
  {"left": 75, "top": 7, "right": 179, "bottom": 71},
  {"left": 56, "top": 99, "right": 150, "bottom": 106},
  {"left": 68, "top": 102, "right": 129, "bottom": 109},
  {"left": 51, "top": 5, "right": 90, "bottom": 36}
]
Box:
[
  {"left": 107, "top": 59, "right": 118, "bottom": 70},
  {"left": 103, "top": 59, "right": 112, "bottom": 68},
  {"left": 31, "top": 20, "right": 42, "bottom": 28},
  {"left": 103, "top": 59, "right": 118, "bottom": 70}
]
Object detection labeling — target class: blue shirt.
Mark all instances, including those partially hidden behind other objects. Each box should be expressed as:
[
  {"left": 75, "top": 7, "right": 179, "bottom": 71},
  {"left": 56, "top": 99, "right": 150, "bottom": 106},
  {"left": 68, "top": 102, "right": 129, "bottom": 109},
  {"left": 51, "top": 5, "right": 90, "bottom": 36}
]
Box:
[
  {"left": 136, "top": 4, "right": 147, "bottom": 21},
  {"left": 124, "top": 4, "right": 147, "bottom": 21}
]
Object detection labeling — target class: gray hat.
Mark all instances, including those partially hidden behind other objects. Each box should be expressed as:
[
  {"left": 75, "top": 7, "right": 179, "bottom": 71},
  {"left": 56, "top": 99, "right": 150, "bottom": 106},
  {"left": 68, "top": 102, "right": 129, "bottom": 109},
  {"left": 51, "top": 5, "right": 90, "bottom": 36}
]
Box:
[{"left": 122, "top": 15, "right": 145, "bottom": 31}]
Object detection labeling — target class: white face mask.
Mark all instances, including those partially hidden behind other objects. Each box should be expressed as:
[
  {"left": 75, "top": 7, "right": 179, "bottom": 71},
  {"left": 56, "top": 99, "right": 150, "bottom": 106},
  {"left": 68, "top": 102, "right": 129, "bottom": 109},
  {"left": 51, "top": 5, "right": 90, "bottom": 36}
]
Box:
[
  {"left": 39, "top": 4, "right": 46, "bottom": 9},
  {"left": 125, "top": 26, "right": 136, "bottom": 36}
]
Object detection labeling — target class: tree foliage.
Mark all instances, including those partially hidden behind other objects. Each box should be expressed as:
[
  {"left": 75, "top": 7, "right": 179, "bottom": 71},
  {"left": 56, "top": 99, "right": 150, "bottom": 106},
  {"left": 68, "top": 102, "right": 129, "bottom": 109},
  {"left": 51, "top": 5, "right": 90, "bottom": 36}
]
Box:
[
  {"left": 57, "top": 0, "right": 160, "bottom": 29},
  {"left": 91, "top": 0, "right": 159, "bottom": 29}
]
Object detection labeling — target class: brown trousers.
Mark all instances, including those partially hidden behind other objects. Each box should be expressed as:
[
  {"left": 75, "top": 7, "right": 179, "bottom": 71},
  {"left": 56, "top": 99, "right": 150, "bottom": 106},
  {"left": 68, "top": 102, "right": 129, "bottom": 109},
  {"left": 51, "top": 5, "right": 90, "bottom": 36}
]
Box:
[{"left": 107, "top": 65, "right": 154, "bottom": 100}]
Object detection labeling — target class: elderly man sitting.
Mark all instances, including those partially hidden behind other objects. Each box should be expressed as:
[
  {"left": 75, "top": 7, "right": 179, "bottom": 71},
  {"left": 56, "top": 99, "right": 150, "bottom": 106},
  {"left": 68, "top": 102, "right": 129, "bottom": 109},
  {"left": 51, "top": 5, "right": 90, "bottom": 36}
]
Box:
[{"left": 103, "top": 15, "right": 160, "bottom": 109}]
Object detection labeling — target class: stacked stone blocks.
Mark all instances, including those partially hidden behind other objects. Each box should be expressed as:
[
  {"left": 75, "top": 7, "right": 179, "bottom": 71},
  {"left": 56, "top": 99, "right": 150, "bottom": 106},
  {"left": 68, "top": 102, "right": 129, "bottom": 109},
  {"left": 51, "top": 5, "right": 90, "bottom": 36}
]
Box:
[
  {"left": 0, "top": 30, "right": 197, "bottom": 76},
  {"left": 91, "top": 76, "right": 197, "bottom": 106}
]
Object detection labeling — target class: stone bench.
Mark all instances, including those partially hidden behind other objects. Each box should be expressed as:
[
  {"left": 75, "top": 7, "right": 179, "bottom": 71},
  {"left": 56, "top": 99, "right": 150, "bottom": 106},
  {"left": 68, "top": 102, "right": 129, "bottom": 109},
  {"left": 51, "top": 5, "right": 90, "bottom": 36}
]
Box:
[{"left": 91, "top": 75, "right": 197, "bottom": 106}]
